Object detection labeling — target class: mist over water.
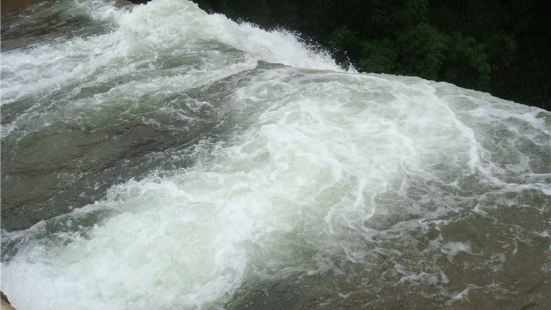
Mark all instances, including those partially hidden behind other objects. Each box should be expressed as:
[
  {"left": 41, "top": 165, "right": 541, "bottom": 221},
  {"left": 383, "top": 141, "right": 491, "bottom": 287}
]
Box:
[{"left": 1, "top": 1, "right": 550, "bottom": 309}]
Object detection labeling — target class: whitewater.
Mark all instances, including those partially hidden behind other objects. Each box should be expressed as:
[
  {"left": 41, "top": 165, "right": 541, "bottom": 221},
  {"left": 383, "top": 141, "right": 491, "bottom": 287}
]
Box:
[{"left": 1, "top": 0, "right": 550, "bottom": 309}]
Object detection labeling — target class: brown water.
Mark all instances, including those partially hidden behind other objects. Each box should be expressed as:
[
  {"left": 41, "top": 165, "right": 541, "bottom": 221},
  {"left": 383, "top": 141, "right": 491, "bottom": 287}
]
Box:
[{"left": 1, "top": 0, "right": 42, "bottom": 14}]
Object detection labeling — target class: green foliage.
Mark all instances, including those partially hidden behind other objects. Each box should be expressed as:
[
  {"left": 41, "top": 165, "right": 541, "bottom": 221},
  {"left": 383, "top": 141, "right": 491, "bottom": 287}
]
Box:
[
  {"left": 195, "top": 0, "right": 551, "bottom": 110},
  {"left": 485, "top": 34, "right": 516, "bottom": 69},
  {"left": 441, "top": 32, "right": 491, "bottom": 89},
  {"left": 327, "top": 26, "right": 361, "bottom": 65},
  {"left": 359, "top": 39, "right": 397, "bottom": 73},
  {"left": 402, "top": 0, "right": 429, "bottom": 24},
  {"left": 396, "top": 23, "right": 445, "bottom": 80}
]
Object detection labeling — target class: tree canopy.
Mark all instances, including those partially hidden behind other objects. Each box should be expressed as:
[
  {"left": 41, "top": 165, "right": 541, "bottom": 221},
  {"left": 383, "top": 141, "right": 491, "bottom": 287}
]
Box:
[{"left": 194, "top": 0, "right": 551, "bottom": 110}]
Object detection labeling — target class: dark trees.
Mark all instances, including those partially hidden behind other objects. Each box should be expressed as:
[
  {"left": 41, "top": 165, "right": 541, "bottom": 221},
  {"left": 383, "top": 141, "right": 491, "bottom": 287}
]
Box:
[{"left": 146, "top": 0, "right": 551, "bottom": 109}]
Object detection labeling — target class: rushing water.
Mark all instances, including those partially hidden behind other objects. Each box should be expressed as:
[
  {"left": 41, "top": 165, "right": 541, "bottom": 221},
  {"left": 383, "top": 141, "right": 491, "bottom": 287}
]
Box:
[{"left": 1, "top": 0, "right": 550, "bottom": 309}]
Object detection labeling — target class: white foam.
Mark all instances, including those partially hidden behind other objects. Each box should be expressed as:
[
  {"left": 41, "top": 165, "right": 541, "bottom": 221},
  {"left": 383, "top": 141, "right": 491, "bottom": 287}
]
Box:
[
  {"left": 2, "top": 1, "right": 550, "bottom": 309},
  {"left": 1, "top": 0, "right": 340, "bottom": 107},
  {"left": 4, "top": 66, "right": 531, "bottom": 309}
]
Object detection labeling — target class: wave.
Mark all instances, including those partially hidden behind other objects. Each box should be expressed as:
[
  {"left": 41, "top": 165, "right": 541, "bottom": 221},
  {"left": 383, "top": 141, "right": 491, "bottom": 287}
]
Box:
[{"left": 1, "top": 1, "right": 550, "bottom": 309}]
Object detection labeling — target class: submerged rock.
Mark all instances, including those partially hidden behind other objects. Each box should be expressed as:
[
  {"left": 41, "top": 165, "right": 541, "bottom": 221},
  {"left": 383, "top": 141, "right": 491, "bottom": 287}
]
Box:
[{"left": 1, "top": 291, "right": 16, "bottom": 310}]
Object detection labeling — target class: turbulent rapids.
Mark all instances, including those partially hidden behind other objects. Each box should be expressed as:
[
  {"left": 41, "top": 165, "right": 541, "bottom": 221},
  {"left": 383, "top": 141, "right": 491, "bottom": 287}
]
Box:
[{"left": 1, "top": 0, "right": 550, "bottom": 309}]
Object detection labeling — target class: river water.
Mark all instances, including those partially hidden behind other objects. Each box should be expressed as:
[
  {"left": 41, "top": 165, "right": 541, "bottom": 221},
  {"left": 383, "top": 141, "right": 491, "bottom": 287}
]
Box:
[{"left": 1, "top": 0, "right": 550, "bottom": 309}]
